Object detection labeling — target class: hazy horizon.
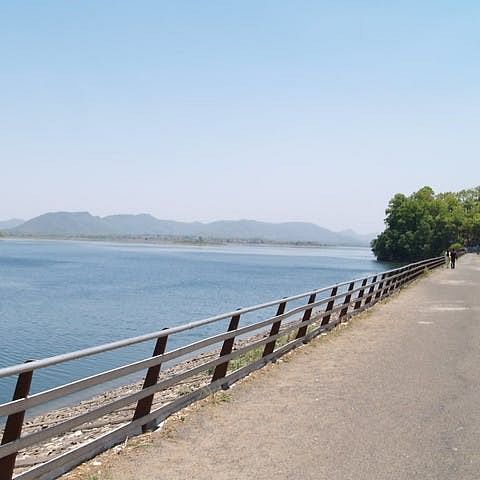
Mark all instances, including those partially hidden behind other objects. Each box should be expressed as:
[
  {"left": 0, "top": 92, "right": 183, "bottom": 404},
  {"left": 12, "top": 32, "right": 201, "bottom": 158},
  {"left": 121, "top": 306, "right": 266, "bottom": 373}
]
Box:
[{"left": 2, "top": 2, "right": 479, "bottom": 234}]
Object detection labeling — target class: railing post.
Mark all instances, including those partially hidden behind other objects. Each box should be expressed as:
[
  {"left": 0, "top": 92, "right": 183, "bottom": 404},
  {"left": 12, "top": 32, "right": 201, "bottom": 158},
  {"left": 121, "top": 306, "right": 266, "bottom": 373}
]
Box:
[
  {"left": 382, "top": 272, "right": 393, "bottom": 297},
  {"left": 321, "top": 286, "right": 338, "bottom": 326},
  {"left": 417, "top": 264, "right": 426, "bottom": 279},
  {"left": 396, "top": 267, "right": 404, "bottom": 288},
  {"left": 399, "top": 266, "right": 409, "bottom": 288},
  {"left": 375, "top": 273, "right": 386, "bottom": 299},
  {"left": 416, "top": 262, "right": 427, "bottom": 279},
  {"left": 211, "top": 311, "right": 241, "bottom": 388},
  {"left": 393, "top": 268, "right": 405, "bottom": 291},
  {"left": 0, "top": 361, "right": 34, "bottom": 480},
  {"left": 390, "top": 271, "right": 398, "bottom": 291},
  {"left": 409, "top": 265, "right": 417, "bottom": 281},
  {"left": 393, "top": 268, "right": 403, "bottom": 290},
  {"left": 406, "top": 265, "right": 416, "bottom": 284},
  {"left": 262, "top": 300, "right": 287, "bottom": 358},
  {"left": 353, "top": 278, "right": 368, "bottom": 310},
  {"left": 406, "top": 265, "right": 414, "bottom": 282},
  {"left": 388, "top": 271, "right": 398, "bottom": 293},
  {"left": 364, "top": 275, "right": 377, "bottom": 305},
  {"left": 132, "top": 329, "right": 169, "bottom": 432},
  {"left": 339, "top": 282, "right": 355, "bottom": 320},
  {"left": 296, "top": 293, "right": 317, "bottom": 341}
]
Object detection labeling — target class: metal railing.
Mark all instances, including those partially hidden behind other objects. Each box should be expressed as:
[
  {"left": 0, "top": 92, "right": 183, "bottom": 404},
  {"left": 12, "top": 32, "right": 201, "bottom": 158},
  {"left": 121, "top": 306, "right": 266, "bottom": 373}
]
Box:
[{"left": 0, "top": 256, "right": 447, "bottom": 480}]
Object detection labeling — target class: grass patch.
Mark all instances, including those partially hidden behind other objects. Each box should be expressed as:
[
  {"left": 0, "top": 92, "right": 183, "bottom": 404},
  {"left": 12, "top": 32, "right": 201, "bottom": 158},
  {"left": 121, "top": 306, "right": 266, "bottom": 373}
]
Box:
[
  {"left": 211, "top": 391, "right": 232, "bottom": 404},
  {"left": 207, "top": 320, "right": 327, "bottom": 376},
  {"left": 227, "top": 326, "right": 301, "bottom": 372},
  {"left": 228, "top": 345, "right": 264, "bottom": 371}
]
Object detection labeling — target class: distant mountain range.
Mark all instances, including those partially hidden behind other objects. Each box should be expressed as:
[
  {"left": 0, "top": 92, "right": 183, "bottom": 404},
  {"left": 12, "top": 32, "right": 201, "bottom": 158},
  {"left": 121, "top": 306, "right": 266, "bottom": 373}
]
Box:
[{"left": 1, "top": 211, "right": 376, "bottom": 246}]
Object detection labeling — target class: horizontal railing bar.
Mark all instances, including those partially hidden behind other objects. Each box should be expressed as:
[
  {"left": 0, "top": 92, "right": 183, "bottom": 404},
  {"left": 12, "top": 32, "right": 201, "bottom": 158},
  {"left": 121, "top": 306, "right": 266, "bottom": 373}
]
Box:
[
  {"left": 0, "top": 298, "right": 331, "bottom": 417},
  {"left": 15, "top": 335, "right": 308, "bottom": 480},
  {"left": 0, "top": 312, "right": 330, "bottom": 458},
  {"left": 312, "top": 259, "right": 439, "bottom": 302},
  {"left": 1, "top": 308, "right": 337, "bottom": 458},
  {"left": 7, "top": 302, "right": 368, "bottom": 480},
  {"left": 0, "top": 257, "right": 442, "bottom": 379},
  {"left": 0, "top": 284, "right": 360, "bottom": 379}
]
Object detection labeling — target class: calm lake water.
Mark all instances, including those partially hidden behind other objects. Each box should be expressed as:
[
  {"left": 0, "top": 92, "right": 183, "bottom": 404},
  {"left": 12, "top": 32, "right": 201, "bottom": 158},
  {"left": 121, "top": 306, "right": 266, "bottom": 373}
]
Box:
[{"left": 0, "top": 239, "right": 390, "bottom": 406}]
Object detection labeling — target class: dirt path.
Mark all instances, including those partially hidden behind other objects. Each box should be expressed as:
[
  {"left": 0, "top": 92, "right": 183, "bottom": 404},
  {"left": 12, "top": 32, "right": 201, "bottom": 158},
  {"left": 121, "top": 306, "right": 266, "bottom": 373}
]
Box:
[{"left": 67, "top": 254, "right": 480, "bottom": 480}]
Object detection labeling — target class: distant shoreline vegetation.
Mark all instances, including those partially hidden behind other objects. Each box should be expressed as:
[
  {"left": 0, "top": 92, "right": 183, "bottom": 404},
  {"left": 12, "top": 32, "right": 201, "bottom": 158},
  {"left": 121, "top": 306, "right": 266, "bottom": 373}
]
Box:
[
  {"left": 372, "top": 186, "right": 480, "bottom": 262},
  {"left": 0, "top": 232, "right": 369, "bottom": 249}
]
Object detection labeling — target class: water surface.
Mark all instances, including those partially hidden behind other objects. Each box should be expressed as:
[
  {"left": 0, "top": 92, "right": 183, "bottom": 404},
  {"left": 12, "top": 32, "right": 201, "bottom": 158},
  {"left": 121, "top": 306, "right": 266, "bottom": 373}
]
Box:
[{"left": 0, "top": 239, "right": 388, "bottom": 405}]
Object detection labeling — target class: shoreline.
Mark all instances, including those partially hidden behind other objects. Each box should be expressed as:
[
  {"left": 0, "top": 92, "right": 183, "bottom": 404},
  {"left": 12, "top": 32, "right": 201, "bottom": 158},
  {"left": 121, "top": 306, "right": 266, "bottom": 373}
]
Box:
[{"left": 1, "top": 233, "right": 370, "bottom": 251}]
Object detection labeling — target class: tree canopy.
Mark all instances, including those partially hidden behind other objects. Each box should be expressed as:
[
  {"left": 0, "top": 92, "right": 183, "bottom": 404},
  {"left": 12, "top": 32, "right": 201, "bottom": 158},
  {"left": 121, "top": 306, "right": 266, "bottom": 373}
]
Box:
[{"left": 371, "top": 186, "right": 480, "bottom": 262}]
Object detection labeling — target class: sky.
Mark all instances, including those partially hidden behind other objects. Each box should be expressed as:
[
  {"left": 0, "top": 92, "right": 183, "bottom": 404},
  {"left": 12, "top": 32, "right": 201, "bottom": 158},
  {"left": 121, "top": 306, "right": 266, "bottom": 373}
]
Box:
[{"left": 1, "top": 1, "right": 479, "bottom": 234}]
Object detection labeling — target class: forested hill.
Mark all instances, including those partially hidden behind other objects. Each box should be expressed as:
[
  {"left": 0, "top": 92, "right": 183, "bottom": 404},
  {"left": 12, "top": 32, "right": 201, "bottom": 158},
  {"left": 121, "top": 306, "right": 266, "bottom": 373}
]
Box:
[
  {"left": 5, "top": 211, "right": 374, "bottom": 246},
  {"left": 372, "top": 186, "right": 480, "bottom": 262}
]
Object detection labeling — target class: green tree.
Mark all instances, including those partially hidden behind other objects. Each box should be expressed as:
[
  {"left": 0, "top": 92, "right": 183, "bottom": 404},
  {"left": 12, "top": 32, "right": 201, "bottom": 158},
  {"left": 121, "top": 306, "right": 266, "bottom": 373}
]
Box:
[{"left": 372, "top": 186, "right": 479, "bottom": 262}]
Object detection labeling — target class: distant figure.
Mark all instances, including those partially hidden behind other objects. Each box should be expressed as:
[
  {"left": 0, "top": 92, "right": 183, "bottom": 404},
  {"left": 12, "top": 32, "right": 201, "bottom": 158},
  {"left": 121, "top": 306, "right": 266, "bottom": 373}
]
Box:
[
  {"left": 450, "top": 249, "right": 457, "bottom": 269},
  {"left": 445, "top": 249, "right": 450, "bottom": 267}
]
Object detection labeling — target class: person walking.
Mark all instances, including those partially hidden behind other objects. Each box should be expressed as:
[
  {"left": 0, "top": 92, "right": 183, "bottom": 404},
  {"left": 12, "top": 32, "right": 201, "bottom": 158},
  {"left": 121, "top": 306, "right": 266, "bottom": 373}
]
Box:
[
  {"left": 450, "top": 249, "right": 457, "bottom": 269},
  {"left": 445, "top": 249, "right": 450, "bottom": 268}
]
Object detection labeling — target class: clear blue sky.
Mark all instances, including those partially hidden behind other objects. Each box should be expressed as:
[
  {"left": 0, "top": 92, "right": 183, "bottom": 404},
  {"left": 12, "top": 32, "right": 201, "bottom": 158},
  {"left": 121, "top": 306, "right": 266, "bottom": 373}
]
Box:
[{"left": 1, "top": 1, "right": 479, "bottom": 233}]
